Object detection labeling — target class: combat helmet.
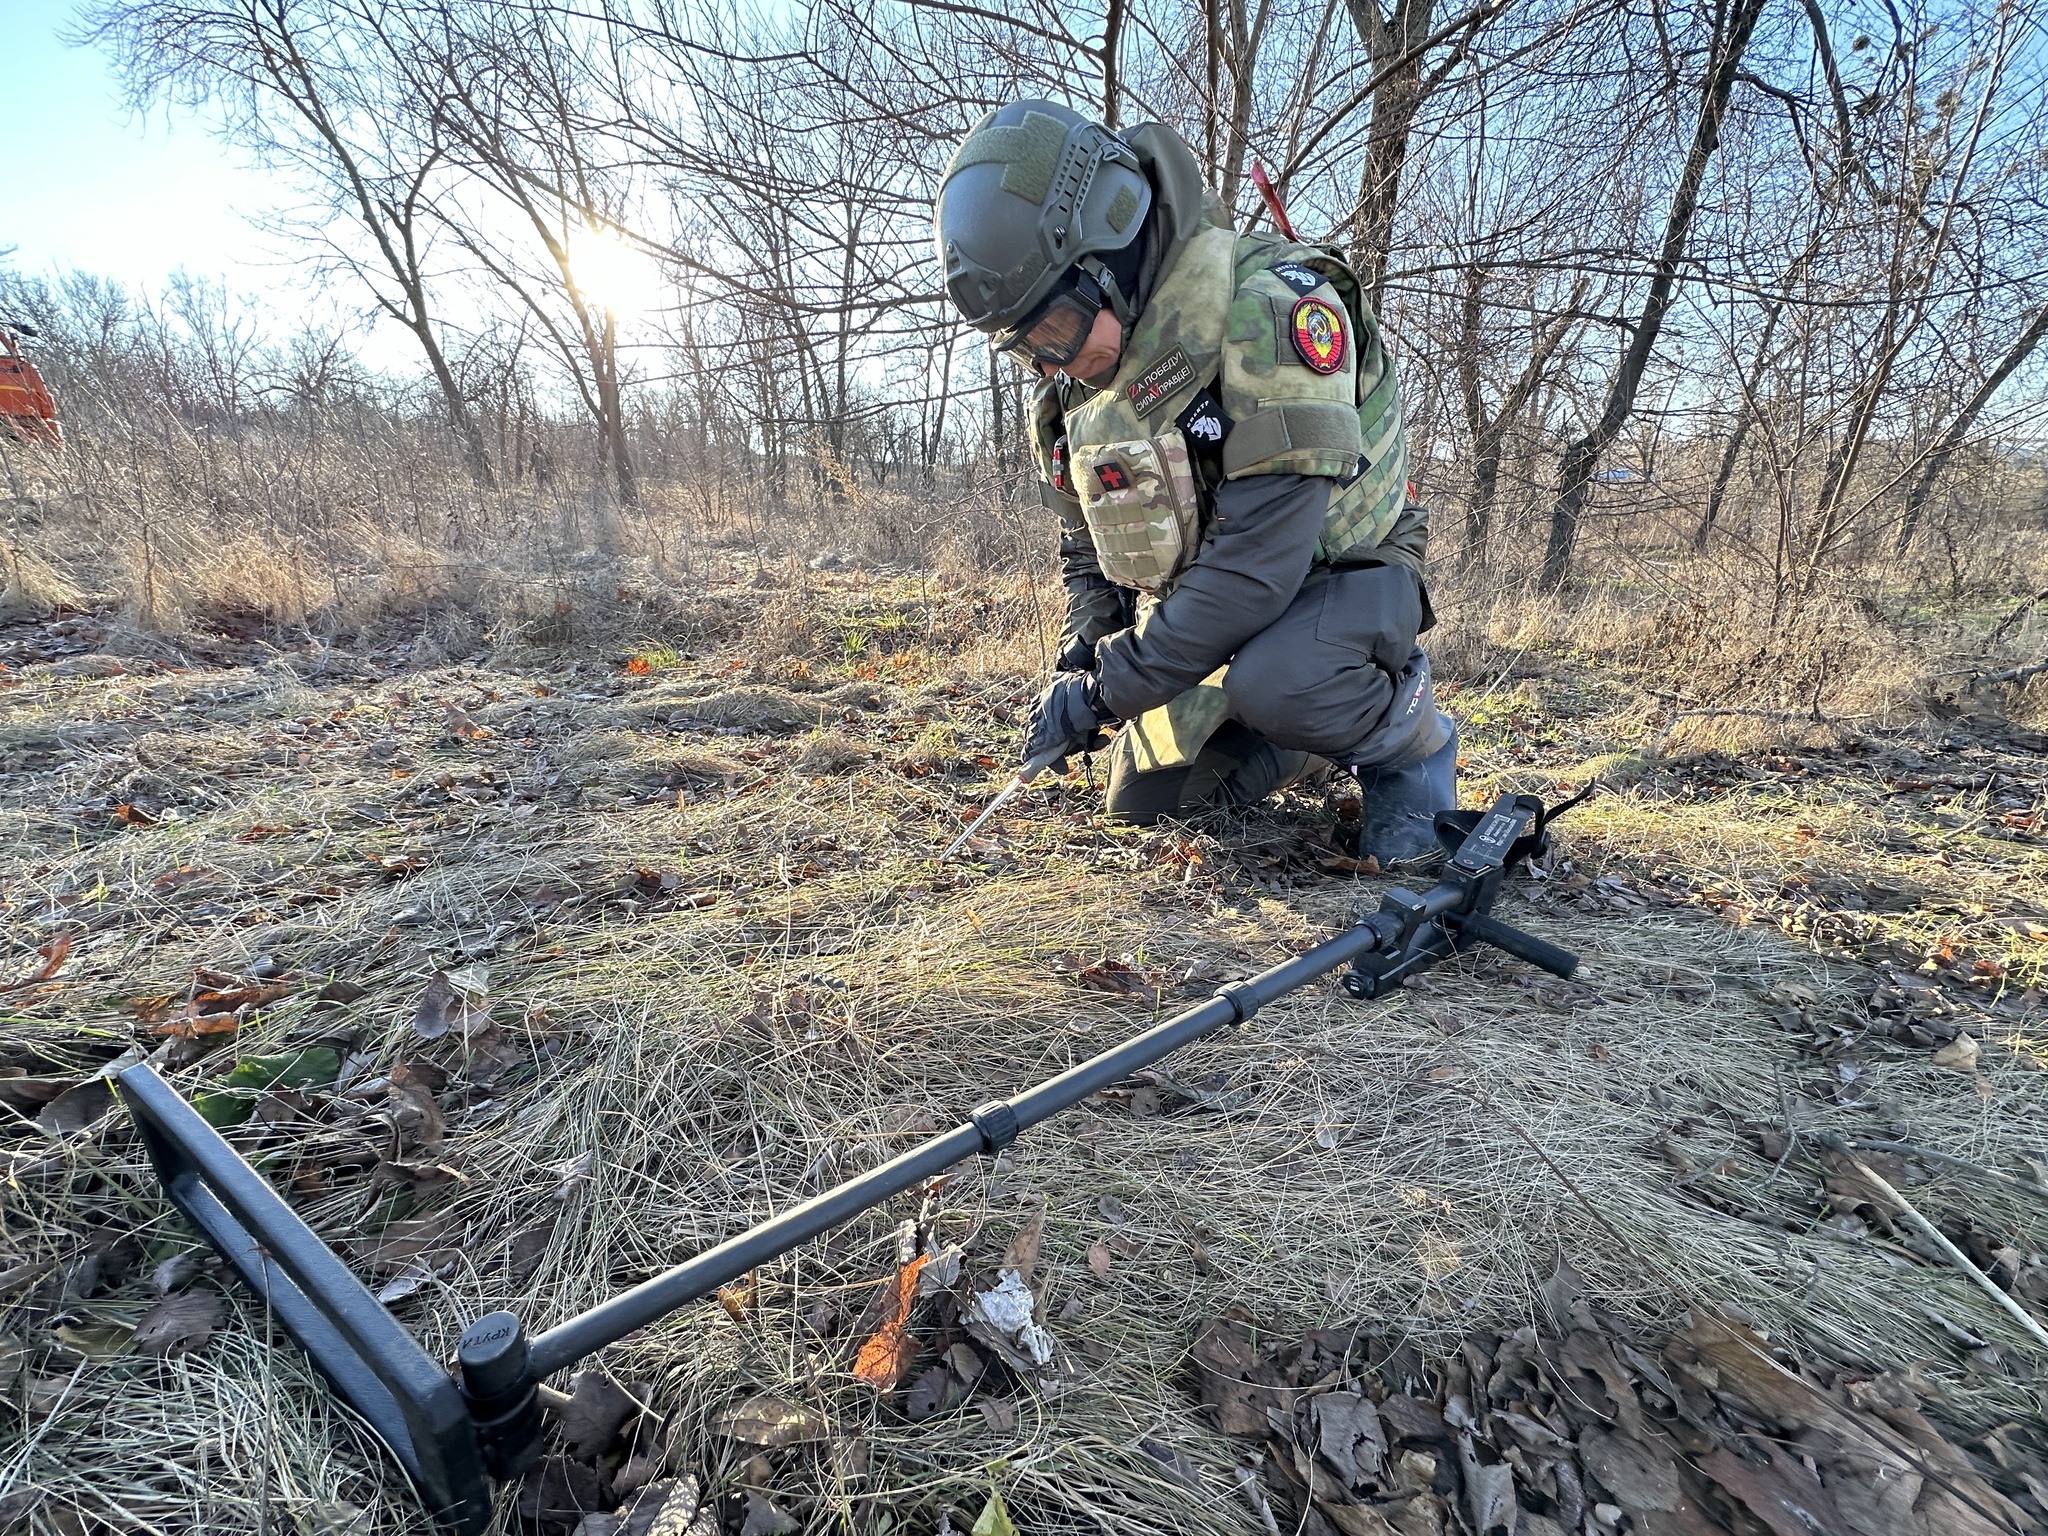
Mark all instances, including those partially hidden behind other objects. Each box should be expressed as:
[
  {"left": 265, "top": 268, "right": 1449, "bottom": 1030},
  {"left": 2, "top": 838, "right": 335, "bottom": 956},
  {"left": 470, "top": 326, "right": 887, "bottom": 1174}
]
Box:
[{"left": 934, "top": 101, "right": 1153, "bottom": 343}]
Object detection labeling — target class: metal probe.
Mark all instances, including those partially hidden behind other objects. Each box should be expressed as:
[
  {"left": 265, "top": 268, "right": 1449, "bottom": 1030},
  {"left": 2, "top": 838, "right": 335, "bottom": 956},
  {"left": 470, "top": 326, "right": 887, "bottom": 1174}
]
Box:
[{"left": 939, "top": 748, "right": 1067, "bottom": 861}]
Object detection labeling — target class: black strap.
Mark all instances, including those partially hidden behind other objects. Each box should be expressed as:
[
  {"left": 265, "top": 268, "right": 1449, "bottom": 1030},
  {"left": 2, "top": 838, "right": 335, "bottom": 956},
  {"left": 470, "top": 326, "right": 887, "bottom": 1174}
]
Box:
[{"left": 1434, "top": 783, "right": 1599, "bottom": 863}]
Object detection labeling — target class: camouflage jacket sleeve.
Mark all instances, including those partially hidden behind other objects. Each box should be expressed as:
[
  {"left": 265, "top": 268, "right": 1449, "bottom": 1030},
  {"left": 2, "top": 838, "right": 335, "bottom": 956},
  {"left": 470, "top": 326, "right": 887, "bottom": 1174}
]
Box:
[
  {"left": 1092, "top": 473, "right": 1328, "bottom": 720},
  {"left": 1031, "top": 376, "right": 1129, "bottom": 652}
]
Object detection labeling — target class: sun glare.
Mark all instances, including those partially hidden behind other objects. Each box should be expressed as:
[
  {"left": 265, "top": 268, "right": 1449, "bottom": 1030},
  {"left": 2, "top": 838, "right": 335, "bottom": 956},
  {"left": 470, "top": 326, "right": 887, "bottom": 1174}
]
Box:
[{"left": 567, "top": 224, "right": 663, "bottom": 317}]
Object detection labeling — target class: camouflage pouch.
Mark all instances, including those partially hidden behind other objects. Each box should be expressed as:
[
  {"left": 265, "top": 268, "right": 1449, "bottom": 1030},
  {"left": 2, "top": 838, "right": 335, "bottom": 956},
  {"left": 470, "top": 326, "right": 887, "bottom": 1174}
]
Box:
[
  {"left": 1076, "top": 432, "right": 1202, "bottom": 592},
  {"left": 1126, "top": 671, "right": 1232, "bottom": 771}
]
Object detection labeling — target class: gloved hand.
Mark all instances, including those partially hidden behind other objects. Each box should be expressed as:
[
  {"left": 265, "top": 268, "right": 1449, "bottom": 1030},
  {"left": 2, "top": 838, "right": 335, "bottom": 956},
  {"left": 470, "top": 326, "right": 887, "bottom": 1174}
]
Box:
[{"left": 1024, "top": 671, "right": 1116, "bottom": 765}]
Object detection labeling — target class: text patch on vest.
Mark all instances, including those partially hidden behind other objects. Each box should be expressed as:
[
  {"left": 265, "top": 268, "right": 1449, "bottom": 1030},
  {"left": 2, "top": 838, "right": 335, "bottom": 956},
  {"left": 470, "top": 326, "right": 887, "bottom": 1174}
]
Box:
[
  {"left": 1127, "top": 347, "right": 1196, "bottom": 418},
  {"left": 1076, "top": 433, "right": 1201, "bottom": 591}
]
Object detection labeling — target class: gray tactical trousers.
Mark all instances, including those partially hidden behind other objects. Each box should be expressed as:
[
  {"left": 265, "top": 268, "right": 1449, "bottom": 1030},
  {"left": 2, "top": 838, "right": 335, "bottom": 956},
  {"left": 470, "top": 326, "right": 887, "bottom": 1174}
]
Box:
[{"left": 1103, "top": 563, "right": 1444, "bottom": 824}]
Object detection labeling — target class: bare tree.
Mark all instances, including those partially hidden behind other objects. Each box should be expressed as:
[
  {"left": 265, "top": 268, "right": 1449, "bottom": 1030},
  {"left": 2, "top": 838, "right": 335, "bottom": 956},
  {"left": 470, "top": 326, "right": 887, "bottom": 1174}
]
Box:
[
  {"left": 83, "top": 0, "right": 500, "bottom": 485},
  {"left": 1540, "top": 0, "right": 1769, "bottom": 590}
]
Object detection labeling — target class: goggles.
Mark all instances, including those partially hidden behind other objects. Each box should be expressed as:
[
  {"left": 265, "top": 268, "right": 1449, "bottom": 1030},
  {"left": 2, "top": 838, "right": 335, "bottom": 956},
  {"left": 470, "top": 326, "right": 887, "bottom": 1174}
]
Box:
[{"left": 994, "top": 271, "right": 1106, "bottom": 372}]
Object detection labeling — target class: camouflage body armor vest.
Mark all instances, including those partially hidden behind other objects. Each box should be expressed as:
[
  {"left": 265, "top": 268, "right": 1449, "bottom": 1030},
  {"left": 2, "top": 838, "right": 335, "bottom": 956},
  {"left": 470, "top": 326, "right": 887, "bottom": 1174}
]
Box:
[{"left": 1033, "top": 224, "right": 1410, "bottom": 593}]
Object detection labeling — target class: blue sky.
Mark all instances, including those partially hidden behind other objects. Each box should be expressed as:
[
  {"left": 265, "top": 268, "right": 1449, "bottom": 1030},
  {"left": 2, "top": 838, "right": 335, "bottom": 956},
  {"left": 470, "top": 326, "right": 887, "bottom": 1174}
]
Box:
[{"left": 2, "top": 1, "right": 300, "bottom": 301}]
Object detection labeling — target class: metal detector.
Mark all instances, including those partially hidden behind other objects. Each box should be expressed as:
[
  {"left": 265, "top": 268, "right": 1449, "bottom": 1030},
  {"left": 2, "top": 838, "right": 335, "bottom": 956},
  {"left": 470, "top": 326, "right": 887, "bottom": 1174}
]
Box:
[{"left": 118, "top": 793, "right": 1580, "bottom": 1533}]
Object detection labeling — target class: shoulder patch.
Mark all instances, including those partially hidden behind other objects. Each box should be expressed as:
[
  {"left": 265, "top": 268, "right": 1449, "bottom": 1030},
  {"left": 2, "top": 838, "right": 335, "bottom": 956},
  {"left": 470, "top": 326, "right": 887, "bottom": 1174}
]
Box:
[
  {"left": 1127, "top": 346, "right": 1195, "bottom": 418},
  {"left": 1174, "top": 388, "right": 1231, "bottom": 447},
  {"left": 1270, "top": 261, "right": 1325, "bottom": 296},
  {"left": 1290, "top": 297, "right": 1347, "bottom": 375}
]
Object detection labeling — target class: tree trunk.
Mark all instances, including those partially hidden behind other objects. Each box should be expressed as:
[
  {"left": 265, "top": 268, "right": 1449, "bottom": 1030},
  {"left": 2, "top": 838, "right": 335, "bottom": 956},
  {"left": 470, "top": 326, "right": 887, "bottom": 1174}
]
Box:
[
  {"left": 1101, "top": 0, "right": 1127, "bottom": 128},
  {"left": 1349, "top": 53, "right": 1425, "bottom": 308},
  {"left": 598, "top": 312, "right": 638, "bottom": 506},
  {"left": 1542, "top": 0, "right": 1767, "bottom": 590},
  {"left": 1895, "top": 303, "right": 2048, "bottom": 554}
]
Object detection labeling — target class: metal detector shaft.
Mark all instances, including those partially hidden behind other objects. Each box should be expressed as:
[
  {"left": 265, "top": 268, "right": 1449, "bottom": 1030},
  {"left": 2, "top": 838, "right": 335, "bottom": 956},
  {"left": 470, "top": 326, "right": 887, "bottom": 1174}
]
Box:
[{"left": 520, "top": 917, "right": 1385, "bottom": 1377}]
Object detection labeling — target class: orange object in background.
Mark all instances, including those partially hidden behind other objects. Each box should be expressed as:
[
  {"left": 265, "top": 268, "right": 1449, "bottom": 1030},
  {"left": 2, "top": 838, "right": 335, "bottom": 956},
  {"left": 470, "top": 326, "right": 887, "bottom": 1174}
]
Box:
[{"left": 0, "top": 322, "right": 61, "bottom": 448}]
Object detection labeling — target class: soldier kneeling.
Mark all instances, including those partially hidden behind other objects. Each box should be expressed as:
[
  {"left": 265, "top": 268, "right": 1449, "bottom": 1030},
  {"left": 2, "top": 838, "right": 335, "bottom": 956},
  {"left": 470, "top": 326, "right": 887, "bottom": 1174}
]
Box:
[{"left": 934, "top": 100, "right": 1456, "bottom": 864}]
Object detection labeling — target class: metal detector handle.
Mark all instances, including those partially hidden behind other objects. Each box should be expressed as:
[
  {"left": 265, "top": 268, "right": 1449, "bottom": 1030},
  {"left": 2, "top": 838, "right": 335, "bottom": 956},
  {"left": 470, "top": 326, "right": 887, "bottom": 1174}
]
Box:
[{"left": 1454, "top": 913, "right": 1579, "bottom": 979}]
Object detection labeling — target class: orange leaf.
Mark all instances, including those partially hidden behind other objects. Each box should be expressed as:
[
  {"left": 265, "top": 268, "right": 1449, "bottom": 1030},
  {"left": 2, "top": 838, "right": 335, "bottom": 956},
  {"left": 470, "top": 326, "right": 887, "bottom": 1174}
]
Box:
[
  {"left": 150, "top": 1012, "right": 244, "bottom": 1040},
  {"left": 624, "top": 656, "right": 653, "bottom": 676},
  {"left": 852, "top": 1255, "right": 928, "bottom": 1391},
  {"left": 5, "top": 931, "right": 73, "bottom": 991}
]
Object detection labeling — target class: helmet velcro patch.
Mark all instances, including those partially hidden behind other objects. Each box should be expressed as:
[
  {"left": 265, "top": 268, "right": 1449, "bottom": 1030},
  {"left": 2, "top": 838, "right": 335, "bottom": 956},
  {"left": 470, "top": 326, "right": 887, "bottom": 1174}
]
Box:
[{"left": 942, "top": 111, "right": 1071, "bottom": 204}]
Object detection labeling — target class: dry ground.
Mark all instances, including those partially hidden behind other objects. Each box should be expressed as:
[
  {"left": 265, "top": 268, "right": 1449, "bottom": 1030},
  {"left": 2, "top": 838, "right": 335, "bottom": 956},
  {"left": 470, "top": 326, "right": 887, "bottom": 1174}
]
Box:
[{"left": 3, "top": 565, "right": 2047, "bottom": 1535}]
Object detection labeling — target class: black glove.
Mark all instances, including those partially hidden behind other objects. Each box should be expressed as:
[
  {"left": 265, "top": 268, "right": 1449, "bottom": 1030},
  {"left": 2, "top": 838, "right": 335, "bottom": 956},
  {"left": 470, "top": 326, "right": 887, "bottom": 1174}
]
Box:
[
  {"left": 1053, "top": 632, "right": 1099, "bottom": 673},
  {"left": 1024, "top": 671, "right": 1116, "bottom": 765}
]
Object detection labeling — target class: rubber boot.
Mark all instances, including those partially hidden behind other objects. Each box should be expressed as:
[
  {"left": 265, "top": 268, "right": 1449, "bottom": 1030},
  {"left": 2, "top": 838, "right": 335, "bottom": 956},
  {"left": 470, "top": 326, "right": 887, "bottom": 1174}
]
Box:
[{"left": 1352, "top": 717, "right": 1459, "bottom": 866}]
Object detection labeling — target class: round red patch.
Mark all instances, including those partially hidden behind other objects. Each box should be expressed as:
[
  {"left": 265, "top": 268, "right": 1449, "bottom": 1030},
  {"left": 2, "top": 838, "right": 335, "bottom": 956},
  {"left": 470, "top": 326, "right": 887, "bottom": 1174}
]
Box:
[{"left": 1291, "top": 297, "right": 1347, "bottom": 374}]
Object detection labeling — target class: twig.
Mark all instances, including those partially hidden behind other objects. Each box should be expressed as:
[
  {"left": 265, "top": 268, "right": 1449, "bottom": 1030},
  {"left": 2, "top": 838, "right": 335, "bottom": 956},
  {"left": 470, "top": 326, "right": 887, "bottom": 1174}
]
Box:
[
  {"left": 1762, "top": 1062, "right": 1801, "bottom": 1191},
  {"left": 1969, "top": 654, "right": 2048, "bottom": 691},
  {"left": 1665, "top": 705, "right": 1871, "bottom": 725},
  {"left": 1981, "top": 587, "right": 2048, "bottom": 653},
  {"left": 1819, "top": 1140, "right": 2048, "bottom": 1350},
  {"left": 1850, "top": 1139, "right": 2048, "bottom": 1201}
]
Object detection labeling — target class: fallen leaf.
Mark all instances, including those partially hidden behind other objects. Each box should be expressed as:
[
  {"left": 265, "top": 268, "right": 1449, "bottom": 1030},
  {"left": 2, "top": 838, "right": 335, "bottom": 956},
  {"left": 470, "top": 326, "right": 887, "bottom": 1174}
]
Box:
[
  {"left": 613, "top": 1452, "right": 660, "bottom": 1503},
  {"left": 1932, "top": 1034, "right": 1980, "bottom": 1070},
  {"left": 1076, "top": 959, "right": 1162, "bottom": 1004},
  {"left": 132, "top": 1291, "right": 224, "bottom": 1357},
  {"left": 1312, "top": 1392, "right": 1388, "bottom": 1486},
  {"left": 443, "top": 705, "right": 490, "bottom": 740},
  {"left": 718, "top": 1270, "right": 757, "bottom": 1324},
  {"left": 560, "top": 1371, "right": 640, "bottom": 1459},
  {"left": 739, "top": 1494, "right": 798, "bottom": 1536},
  {"left": 551, "top": 1149, "right": 597, "bottom": 1199},
  {"left": 150, "top": 865, "right": 219, "bottom": 893},
  {"left": 979, "top": 1398, "right": 1016, "bottom": 1432},
  {"left": 852, "top": 1254, "right": 929, "bottom": 1391},
  {"left": 4, "top": 931, "right": 72, "bottom": 990},
  {"left": 354, "top": 1213, "right": 461, "bottom": 1274},
  {"left": 507, "top": 1220, "right": 556, "bottom": 1283},
  {"left": 1096, "top": 1193, "right": 1127, "bottom": 1224},
  {"left": 517, "top": 1457, "right": 610, "bottom": 1527},
  {"left": 1001, "top": 1210, "right": 1045, "bottom": 1286},
  {"left": 877, "top": 1103, "right": 940, "bottom": 1138},
  {"left": 151, "top": 1012, "right": 246, "bottom": 1042},
  {"left": 36, "top": 1080, "right": 115, "bottom": 1136},
  {"left": 151, "top": 1252, "right": 204, "bottom": 1295},
  {"left": 713, "top": 1393, "right": 830, "bottom": 1448},
  {"left": 375, "top": 1260, "right": 447, "bottom": 1304},
  {"left": 970, "top": 1488, "right": 1018, "bottom": 1536},
  {"left": 0, "top": 1076, "right": 74, "bottom": 1115},
  {"left": 905, "top": 1364, "right": 954, "bottom": 1421},
  {"left": 1318, "top": 854, "right": 1382, "bottom": 876},
  {"left": 1140, "top": 1439, "right": 1207, "bottom": 1494},
  {"left": 413, "top": 967, "right": 490, "bottom": 1040},
  {"left": 1087, "top": 1242, "right": 1112, "bottom": 1280}
]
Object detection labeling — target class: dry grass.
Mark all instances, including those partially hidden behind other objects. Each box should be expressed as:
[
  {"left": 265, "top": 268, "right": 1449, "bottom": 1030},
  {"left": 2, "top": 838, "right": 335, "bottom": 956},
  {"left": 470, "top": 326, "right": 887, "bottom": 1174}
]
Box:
[{"left": 4, "top": 566, "right": 2047, "bottom": 1535}]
